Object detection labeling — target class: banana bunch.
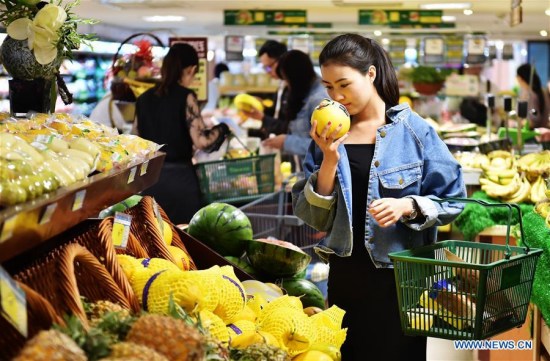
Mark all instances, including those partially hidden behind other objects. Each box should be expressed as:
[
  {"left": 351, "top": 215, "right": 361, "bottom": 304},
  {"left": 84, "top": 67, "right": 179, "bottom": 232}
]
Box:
[
  {"left": 535, "top": 199, "right": 550, "bottom": 219},
  {"left": 546, "top": 177, "right": 550, "bottom": 199},
  {"left": 501, "top": 175, "right": 531, "bottom": 204},
  {"left": 517, "top": 151, "right": 550, "bottom": 181},
  {"left": 530, "top": 176, "right": 548, "bottom": 204},
  {"left": 454, "top": 152, "right": 490, "bottom": 170},
  {"left": 482, "top": 150, "right": 515, "bottom": 173},
  {"left": 480, "top": 173, "right": 522, "bottom": 200}
]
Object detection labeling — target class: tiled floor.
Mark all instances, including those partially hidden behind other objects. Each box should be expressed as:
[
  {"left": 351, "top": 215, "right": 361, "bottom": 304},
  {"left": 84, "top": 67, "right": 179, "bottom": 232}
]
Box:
[{"left": 427, "top": 338, "right": 475, "bottom": 361}]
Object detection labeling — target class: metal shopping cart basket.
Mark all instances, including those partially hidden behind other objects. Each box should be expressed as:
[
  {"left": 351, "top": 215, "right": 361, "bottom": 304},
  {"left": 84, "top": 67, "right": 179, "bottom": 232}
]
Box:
[
  {"left": 388, "top": 198, "right": 543, "bottom": 340},
  {"left": 239, "top": 173, "right": 326, "bottom": 261}
]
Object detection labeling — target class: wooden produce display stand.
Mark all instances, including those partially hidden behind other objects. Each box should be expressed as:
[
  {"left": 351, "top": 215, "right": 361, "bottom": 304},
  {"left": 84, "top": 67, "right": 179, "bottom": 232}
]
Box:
[{"left": 533, "top": 305, "right": 550, "bottom": 361}]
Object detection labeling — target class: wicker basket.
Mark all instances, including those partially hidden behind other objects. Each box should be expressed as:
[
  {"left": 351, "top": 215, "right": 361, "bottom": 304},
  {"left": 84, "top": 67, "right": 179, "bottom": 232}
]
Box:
[
  {"left": 14, "top": 243, "right": 133, "bottom": 329},
  {"left": 0, "top": 282, "right": 64, "bottom": 361},
  {"left": 98, "top": 216, "right": 149, "bottom": 259},
  {"left": 124, "top": 196, "right": 197, "bottom": 270}
]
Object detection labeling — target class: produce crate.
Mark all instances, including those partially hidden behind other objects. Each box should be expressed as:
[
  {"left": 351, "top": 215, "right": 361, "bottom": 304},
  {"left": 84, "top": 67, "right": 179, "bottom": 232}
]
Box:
[
  {"left": 239, "top": 173, "right": 325, "bottom": 262},
  {"left": 195, "top": 154, "right": 276, "bottom": 204},
  {"left": 389, "top": 198, "right": 543, "bottom": 340}
]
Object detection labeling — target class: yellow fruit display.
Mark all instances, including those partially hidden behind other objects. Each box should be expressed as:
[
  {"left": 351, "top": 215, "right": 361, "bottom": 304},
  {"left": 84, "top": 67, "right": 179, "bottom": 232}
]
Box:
[
  {"left": 167, "top": 245, "right": 192, "bottom": 271},
  {"left": 310, "top": 98, "right": 350, "bottom": 140},
  {"left": 214, "top": 266, "right": 247, "bottom": 323},
  {"left": 161, "top": 219, "right": 173, "bottom": 246},
  {"left": 198, "top": 310, "right": 230, "bottom": 344},
  {"left": 293, "top": 350, "right": 334, "bottom": 361},
  {"left": 234, "top": 93, "right": 264, "bottom": 113},
  {"left": 259, "top": 307, "right": 315, "bottom": 356},
  {"left": 227, "top": 320, "right": 257, "bottom": 339}
]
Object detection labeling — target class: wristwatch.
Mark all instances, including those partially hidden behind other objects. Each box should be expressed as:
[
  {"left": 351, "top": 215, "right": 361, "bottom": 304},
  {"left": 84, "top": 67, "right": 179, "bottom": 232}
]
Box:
[{"left": 406, "top": 199, "right": 419, "bottom": 221}]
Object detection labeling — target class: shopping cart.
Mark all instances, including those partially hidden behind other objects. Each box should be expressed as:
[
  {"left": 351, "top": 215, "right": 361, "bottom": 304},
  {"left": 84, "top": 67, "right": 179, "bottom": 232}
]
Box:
[{"left": 239, "top": 173, "right": 326, "bottom": 261}]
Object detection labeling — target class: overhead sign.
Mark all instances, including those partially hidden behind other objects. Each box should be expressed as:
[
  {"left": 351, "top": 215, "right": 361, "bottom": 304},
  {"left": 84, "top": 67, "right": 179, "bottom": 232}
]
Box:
[
  {"left": 465, "top": 35, "right": 487, "bottom": 65},
  {"left": 169, "top": 37, "right": 208, "bottom": 102},
  {"left": 224, "top": 10, "right": 307, "bottom": 26},
  {"left": 358, "top": 10, "right": 443, "bottom": 26},
  {"left": 422, "top": 36, "right": 445, "bottom": 65}
]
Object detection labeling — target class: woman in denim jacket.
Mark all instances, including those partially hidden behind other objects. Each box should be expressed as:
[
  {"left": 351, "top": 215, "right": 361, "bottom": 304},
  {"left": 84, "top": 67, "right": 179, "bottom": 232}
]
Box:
[{"left": 292, "top": 34, "right": 466, "bottom": 360}]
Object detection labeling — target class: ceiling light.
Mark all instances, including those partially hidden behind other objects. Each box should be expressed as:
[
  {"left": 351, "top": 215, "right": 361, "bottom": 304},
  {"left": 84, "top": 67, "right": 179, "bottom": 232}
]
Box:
[
  {"left": 382, "top": 38, "right": 390, "bottom": 45},
  {"left": 420, "top": 3, "right": 471, "bottom": 10},
  {"left": 441, "top": 15, "right": 456, "bottom": 22},
  {"left": 374, "top": 30, "right": 382, "bottom": 36},
  {"left": 546, "top": 8, "right": 550, "bottom": 16},
  {"left": 541, "top": 30, "right": 549, "bottom": 37},
  {"left": 143, "top": 15, "right": 185, "bottom": 22},
  {"left": 463, "top": 9, "right": 473, "bottom": 16}
]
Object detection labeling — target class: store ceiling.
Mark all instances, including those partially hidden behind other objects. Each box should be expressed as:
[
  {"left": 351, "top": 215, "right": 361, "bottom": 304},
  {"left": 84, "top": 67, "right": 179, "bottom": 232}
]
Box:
[{"left": 75, "top": 0, "right": 550, "bottom": 41}]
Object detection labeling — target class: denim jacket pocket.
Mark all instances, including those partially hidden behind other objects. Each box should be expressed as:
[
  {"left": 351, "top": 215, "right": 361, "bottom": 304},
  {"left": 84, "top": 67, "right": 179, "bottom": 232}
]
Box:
[{"left": 378, "top": 162, "right": 422, "bottom": 197}]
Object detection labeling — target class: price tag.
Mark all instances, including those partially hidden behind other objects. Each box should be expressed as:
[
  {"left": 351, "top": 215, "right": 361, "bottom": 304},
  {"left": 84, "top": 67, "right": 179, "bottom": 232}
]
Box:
[
  {"left": 127, "top": 167, "right": 137, "bottom": 184},
  {"left": 152, "top": 199, "right": 164, "bottom": 235},
  {"left": 111, "top": 212, "right": 132, "bottom": 249},
  {"left": 39, "top": 203, "right": 58, "bottom": 225},
  {"left": 72, "top": 190, "right": 86, "bottom": 211},
  {"left": 0, "top": 267, "right": 27, "bottom": 337},
  {"left": 140, "top": 160, "right": 149, "bottom": 176},
  {"left": 0, "top": 215, "right": 17, "bottom": 243}
]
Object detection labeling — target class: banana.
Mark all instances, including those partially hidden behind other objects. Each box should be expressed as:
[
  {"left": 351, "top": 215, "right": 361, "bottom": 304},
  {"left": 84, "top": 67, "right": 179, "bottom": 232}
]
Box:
[
  {"left": 504, "top": 176, "right": 531, "bottom": 204},
  {"left": 42, "top": 159, "right": 75, "bottom": 186},
  {"left": 480, "top": 174, "right": 521, "bottom": 199},
  {"left": 530, "top": 176, "right": 547, "bottom": 204},
  {"left": 487, "top": 150, "right": 513, "bottom": 160},
  {"left": 0, "top": 133, "right": 44, "bottom": 165},
  {"left": 535, "top": 199, "right": 550, "bottom": 219},
  {"left": 517, "top": 152, "right": 539, "bottom": 169}
]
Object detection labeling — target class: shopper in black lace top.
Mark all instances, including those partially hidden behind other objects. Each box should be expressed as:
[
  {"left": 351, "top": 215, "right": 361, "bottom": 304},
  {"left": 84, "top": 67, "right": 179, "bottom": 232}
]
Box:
[{"left": 135, "top": 43, "right": 229, "bottom": 224}]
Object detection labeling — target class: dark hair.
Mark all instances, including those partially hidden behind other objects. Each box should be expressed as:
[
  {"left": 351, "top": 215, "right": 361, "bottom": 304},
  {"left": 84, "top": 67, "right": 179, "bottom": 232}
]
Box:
[
  {"left": 319, "top": 33, "right": 399, "bottom": 108},
  {"left": 214, "top": 62, "right": 229, "bottom": 79},
  {"left": 459, "top": 97, "right": 487, "bottom": 126},
  {"left": 276, "top": 50, "right": 318, "bottom": 120},
  {"left": 157, "top": 43, "right": 199, "bottom": 96},
  {"left": 517, "top": 63, "right": 546, "bottom": 118},
  {"left": 258, "top": 40, "right": 287, "bottom": 60}
]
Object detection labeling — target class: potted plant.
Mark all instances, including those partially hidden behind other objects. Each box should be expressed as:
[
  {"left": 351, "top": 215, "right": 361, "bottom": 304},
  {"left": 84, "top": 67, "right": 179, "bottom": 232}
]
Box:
[{"left": 410, "top": 66, "right": 447, "bottom": 96}]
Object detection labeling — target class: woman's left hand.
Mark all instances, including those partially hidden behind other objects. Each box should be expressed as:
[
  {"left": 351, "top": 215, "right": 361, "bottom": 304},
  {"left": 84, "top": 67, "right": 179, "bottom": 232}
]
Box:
[
  {"left": 369, "top": 198, "right": 413, "bottom": 227},
  {"left": 262, "top": 134, "right": 286, "bottom": 150}
]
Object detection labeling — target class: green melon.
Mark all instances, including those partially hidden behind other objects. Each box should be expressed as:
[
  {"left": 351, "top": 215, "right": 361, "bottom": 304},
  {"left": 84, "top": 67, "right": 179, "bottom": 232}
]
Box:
[
  {"left": 281, "top": 278, "right": 326, "bottom": 309},
  {"left": 187, "top": 202, "right": 252, "bottom": 257},
  {"left": 246, "top": 238, "right": 311, "bottom": 278}
]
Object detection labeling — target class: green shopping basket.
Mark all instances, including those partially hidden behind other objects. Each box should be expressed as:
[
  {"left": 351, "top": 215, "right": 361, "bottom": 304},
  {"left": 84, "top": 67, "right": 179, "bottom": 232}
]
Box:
[{"left": 388, "top": 198, "right": 543, "bottom": 340}]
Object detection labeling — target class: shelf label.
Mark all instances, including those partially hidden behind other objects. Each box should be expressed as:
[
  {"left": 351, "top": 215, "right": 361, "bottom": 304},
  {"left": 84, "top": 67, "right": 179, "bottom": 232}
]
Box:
[
  {"left": 0, "top": 215, "right": 17, "bottom": 243},
  {"left": 140, "top": 160, "right": 149, "bottom": 176},
  {"left": 152, "top": 199, "right": 164, "bottom": 235},
  {"left": 112, "top": 212, "right": 132, "bottom": 249},
  {"left": 0, "top": 266, "right": 27, "bottom": 337},
  {"left": 127, "top": 167, "right": 137, "bottom": 184},
  {"left": 72, "top": 190, "right": 86, "bottom": 211},
  {"left": 39, "top": 203, "right": 58, "bottom": 225}
]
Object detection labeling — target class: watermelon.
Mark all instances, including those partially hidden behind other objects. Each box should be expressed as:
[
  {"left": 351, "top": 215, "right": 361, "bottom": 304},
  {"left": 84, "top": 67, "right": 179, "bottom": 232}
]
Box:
[
  {"left": 187, "top": 203, "right": 252, "bottom": 257},
  {"left": 281, "top": 278, "right": 326, "bottom": 309},
  {"left": 224, "top": 256, "right": 258, "bottom": 277},
  {"left": 246, "top": 238, "right": 311, "bottom": 278}
]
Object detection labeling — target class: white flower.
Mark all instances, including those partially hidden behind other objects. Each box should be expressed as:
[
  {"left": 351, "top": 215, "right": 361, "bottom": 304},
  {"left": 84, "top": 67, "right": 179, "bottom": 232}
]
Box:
[{"left": 7, "top": 4, "right": 67, "bottom": 65}]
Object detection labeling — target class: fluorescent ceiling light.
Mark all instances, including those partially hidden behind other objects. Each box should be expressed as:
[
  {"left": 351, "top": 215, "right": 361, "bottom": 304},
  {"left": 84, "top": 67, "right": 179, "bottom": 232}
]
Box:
[
  {"left": 546, "top": 8, "right": 550, "bottom": 16},
  {"left": 441, "top": 15, "right": 456, "bottom": 22},
  {"left": 374, "top": 30, "right": 382, "bottom": 36},
  {"left": 420, "top": 3, "right": 471, "bottom": 10},
  {"left": 143, "top": 15, "right": 185, "bottom": 22},
  {"left": 463, "top": 9, "right": 473, "bottom": 15},
  {"left": 541, "top": 30, "right": 548, "bottom": 37}
]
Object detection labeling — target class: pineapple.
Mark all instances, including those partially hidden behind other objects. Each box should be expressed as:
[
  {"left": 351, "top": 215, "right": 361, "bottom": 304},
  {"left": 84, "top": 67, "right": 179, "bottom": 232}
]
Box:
[
  {"left": 14, "top": 329, "right": 87, "bottom": 361},
  {"left": 229, "top": 343, "right": 290, "bottom": 361},
  {"left": 87, "top": 300, "right": 131, "bottom": 326},
  {"left": 102, "top": 342, "right": 168, "bottom": 361},
  {"left": 126, "top": 314, "right": 205, "bottom": 361}
]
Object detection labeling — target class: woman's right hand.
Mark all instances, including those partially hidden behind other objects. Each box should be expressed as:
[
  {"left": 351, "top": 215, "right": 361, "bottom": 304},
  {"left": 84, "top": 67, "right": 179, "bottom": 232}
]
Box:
[
  {"left": 310, "top": 119, "right": 348, "bottom": 166},
  {"left": 241, "top": 108, "right": 264, "bottom": 121}
]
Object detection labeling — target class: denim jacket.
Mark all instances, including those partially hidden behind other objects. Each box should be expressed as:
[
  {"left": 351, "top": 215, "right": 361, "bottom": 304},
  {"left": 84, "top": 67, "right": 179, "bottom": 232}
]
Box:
[
  {"left": 283, "top": 78, "right": 328, "bottom": 157},
  {"left": 292, "top": 103, "right": 466, "bottom": 268}
]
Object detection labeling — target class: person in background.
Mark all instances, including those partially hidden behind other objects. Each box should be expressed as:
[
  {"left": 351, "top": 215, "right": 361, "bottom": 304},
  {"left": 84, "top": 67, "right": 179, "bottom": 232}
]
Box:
[
  {"left": 244, "top": 40, "right": 289, "bottom": 138},
  {"left": 292, "top": 34, "right": 466, "bottom": 360},
  {"left": 516, "top": 63, "right": 550, "bottom": 129},
  {"left": 261, "top": 49, "right": 328, "bottom": 167},
  {"left": 203, "top": 62, "right": 229, "bottom": 112},
  {"left": 134, "top": 43, "right": 230, "bottom": 224}
]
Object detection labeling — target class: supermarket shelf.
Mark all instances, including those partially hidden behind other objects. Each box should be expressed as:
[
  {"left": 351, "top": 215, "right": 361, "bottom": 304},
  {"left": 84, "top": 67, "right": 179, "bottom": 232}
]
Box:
[
  {"left": 0, "top": 152, "right": 166, "bottom": 263},
  {"left": 219, "top": 85, "right": 278, "bottom": 95}
]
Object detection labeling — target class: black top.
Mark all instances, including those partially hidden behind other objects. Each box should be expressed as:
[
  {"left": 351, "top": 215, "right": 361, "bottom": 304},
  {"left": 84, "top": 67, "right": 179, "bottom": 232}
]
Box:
[
  {"left": 344, "top": 143, "right": 375, "bottom": 259},
  {"left": 136, "top": 85, "right": 195, "bottom": 163}
]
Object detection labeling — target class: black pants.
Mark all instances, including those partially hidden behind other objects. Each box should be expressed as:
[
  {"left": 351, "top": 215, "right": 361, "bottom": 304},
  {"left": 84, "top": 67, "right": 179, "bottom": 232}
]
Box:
[
  {"left": 328, "top": 249, "right": 427, "bottom": 361},
  {"left": 142, "top": 162, "right": 204, "bottom": 225}
]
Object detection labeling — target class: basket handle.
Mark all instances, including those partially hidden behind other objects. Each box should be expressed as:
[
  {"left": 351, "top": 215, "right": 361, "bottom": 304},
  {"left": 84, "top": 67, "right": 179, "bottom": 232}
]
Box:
[
  {"left": 436, "top": 197, "right": 529, "bottom": 258},
  {"left": 111, "top": 32, "right": 165, "bottom": 71}
]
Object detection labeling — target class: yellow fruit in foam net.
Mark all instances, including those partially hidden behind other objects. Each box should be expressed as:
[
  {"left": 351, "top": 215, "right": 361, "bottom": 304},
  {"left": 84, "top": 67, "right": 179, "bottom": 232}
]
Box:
[
  {"left": 246, "top": 294, "right": 267, "bottom": 319},
  {"left": 259, "top": 307, "right": 315, "bottom": 356},
  {"left": 181, "top": 267, "right": 221, "bottom": 312},
  {"left": 198, "top": 310, "right": 230, "bottom": 344},
  {"left": 143, "top": 270, "right": 204, "bottom": 314},
  {"left": 310, "top": 305, "right": 346, "bottom": 330},
  {"left": 130, "top": 267, "right": 157, "bottom": 301},
  {"left": 213, "top": 266, "right": 246, "bottom": 323},
  {"left": 258, "top": 295, "right": 303, "bottom": 324},
  {"left": 116, "top": 254, "right": 142, "bottom": 283},
  {"left": 311, "top": 325, "right": 347, "bottom": 350},
  {"left": 229, "top": 330, "right": 280, "bottom": 349},
  {"left": 230, "top": 304, "right": 257, "bottom": 323},
  {"left": 293, "top": 350, "right": 334, "bottom": 361},
  {"left": 227, "top": 320, "right": 257, "bottom": 339},
  {"left": 138, "top": 257, "right": 180, "bottom": 273}
]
